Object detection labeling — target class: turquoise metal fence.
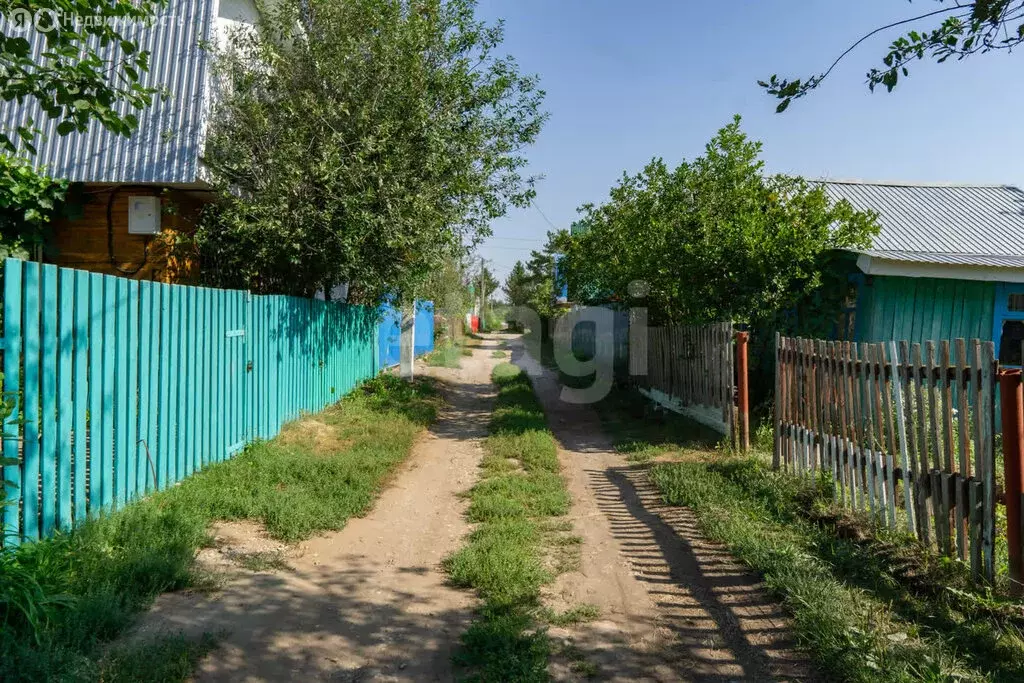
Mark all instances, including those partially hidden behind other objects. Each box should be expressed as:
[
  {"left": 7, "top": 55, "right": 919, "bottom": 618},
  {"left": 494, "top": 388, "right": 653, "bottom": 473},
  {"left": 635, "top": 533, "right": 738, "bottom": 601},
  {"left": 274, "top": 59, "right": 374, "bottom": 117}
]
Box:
[{"left": 1, "top": 259, "right": 379, "bottom": 547}]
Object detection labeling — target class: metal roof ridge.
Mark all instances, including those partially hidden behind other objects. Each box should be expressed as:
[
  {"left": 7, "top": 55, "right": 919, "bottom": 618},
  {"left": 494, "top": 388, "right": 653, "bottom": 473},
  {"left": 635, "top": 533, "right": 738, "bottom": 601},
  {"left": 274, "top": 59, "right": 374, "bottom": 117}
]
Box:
[
  {"left": 867, "top": 248, "right": 1024, "bottom": 257},
  {"left": 817, "top": 178, "right": 1021, "bottom": 190}
]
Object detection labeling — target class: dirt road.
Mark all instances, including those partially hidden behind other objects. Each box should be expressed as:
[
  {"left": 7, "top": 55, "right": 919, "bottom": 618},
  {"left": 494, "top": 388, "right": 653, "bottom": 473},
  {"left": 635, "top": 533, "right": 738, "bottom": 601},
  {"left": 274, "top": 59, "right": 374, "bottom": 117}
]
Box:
[
  {"left": 132, "top": 333, "right": 812, "bottom": 682},
  {"left": 133, "top": 344, "right": 502, "bottom": 682},
  {"left": 510, "top": 338, "right": 817, "bottom": 682}
]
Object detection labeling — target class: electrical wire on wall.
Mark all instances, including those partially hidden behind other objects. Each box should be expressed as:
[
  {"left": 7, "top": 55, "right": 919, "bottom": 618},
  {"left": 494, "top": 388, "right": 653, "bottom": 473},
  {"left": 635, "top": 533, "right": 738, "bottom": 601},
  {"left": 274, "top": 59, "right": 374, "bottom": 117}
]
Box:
[{"left": 106, "top": 184, "right": 162, "bottom": 276}]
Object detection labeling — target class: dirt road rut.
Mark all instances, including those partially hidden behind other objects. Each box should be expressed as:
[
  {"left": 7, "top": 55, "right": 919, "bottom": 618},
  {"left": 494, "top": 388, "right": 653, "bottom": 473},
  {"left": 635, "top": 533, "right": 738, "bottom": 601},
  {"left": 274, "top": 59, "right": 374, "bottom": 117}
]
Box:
[
  {"left": 135, "top": 347, "right": 501, "bottom": 682},
  {"left": 511, "top": 339, "right": 816, "bottom": 682}
]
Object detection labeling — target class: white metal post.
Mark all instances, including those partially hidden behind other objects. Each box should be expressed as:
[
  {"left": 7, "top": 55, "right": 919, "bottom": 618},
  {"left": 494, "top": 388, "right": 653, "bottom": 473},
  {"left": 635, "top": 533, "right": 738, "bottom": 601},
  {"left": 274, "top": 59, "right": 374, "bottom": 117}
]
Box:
[{"left": 400, "top": 308, "right": 415, "bottom": 379}]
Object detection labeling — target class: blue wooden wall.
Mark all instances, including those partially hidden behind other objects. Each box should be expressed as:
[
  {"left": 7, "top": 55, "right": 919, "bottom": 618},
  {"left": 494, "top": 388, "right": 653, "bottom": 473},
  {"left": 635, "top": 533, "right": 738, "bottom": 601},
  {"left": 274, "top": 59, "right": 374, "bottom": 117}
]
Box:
[
  {"left": 1, "top": 259, "right": 380, "bottom": 546},
  {"left": 855, "top": 276, "right": 995, "bottom": 345}
]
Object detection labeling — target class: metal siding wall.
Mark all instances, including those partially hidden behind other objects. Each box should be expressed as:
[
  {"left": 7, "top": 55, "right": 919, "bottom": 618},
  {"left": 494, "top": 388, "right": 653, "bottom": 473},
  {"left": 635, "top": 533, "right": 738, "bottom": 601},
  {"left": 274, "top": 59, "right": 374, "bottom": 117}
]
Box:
[
  {"left": 0, "top": 258, "right": 391, "bottom": 548},
  {"left": 0, "top": 2, "right": 215, "bottom": 183},
  {"left": 378, "top": 304, "right": 402, "bottom": 368},
  {"left": 414, "top": 302, "right": 435, "bottom": 357},
  {"left": 377, "top": 300, "right": 435, "bottom": 368}
]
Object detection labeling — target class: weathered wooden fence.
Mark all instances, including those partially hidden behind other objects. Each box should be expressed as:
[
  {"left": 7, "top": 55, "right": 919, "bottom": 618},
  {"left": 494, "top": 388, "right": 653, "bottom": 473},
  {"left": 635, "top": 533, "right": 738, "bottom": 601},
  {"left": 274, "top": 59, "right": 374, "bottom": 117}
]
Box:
[
  {"left": 1, "top": 259, "right": 385, "bottom": 547},
  {"left": 774, "top": 335, "right": 997, "bottom": 581},
  {"left": 643, "top": 322, "right": 735, "bottom": 437}
]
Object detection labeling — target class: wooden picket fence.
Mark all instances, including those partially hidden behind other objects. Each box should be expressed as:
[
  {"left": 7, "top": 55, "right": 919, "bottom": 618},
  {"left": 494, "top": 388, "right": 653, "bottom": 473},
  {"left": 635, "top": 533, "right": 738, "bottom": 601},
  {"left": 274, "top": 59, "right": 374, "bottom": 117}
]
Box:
[
  {"left": 1, "top": 258, "right": 383, "bottom": 547},
  {"left": 774, "top": 335, "right": 997, "bottom": 581},
  {"left": 644, "top": 322, "right": 735, "bottom": 437}
]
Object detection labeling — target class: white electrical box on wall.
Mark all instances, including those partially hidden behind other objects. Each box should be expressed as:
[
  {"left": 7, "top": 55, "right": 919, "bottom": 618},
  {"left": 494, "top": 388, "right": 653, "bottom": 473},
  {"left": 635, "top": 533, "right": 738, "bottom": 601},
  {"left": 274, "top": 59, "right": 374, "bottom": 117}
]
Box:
[{"left": 127, "top": 196, "right": 161, "bottom": 235}]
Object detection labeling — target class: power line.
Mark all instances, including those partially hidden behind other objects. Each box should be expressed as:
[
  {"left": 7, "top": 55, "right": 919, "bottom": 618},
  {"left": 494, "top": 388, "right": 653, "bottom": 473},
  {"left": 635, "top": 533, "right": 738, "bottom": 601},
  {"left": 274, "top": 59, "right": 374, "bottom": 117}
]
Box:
[{"left": 530, "top": 200, "right": 561, "bottom": 233}]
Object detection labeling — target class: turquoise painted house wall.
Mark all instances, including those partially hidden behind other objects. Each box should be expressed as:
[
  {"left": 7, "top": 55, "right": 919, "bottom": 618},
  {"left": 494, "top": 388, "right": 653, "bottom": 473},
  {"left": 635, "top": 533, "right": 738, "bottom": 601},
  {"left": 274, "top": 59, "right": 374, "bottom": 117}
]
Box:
[{"left": 854, "top": 276, "right": 995, "bottom": 345}]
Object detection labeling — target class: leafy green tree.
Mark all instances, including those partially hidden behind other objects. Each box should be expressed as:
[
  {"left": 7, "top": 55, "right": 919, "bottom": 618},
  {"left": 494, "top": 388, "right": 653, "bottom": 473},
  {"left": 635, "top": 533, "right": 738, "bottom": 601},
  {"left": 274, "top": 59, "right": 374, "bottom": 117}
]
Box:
[
  {"left": 502, "top": 261, "right": 532, "bottom": 307},
  {"left": 422, "top": 254, "right": 472, "bottom": 339},
  {"left": 0, "top": 153, "right": 68, "bottom": 257},
  {"left": 562, "top": 116, "right": 879, "bottom": 334},
  {"left": 195, "top": 0, "right": 546, "bottom": 302},
  {"left": 762, "top": 1, "right": 1023, "bottom": 111},
  {"left": 1, "top": 1, "right": 166, "bottom": 152},
  {"left": 479, "top": 265, "right": 500, "bottom": 304}
]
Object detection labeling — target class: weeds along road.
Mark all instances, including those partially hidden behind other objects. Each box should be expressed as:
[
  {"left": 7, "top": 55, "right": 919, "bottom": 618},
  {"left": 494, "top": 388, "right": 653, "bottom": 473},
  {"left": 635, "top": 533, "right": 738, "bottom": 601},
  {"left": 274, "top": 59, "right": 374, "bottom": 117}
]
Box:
[{"left": 129, "top": 341, "right": 505, "bottom": 682}]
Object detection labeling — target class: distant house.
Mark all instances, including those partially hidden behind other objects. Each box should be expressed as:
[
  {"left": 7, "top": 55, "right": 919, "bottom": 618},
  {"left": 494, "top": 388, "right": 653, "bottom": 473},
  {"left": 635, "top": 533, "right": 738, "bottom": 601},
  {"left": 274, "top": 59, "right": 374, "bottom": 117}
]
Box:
[
  {"left": 0, "top": 0, "right": 260, "bottom": 282},
  {"left": 823, "top": 180, "right": 1024, "bottom": 365}
]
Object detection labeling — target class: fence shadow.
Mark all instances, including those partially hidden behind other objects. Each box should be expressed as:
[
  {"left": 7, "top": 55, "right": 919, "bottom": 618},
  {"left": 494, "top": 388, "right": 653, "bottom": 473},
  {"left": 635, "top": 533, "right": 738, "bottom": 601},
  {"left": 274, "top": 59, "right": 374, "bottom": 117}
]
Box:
[{"left": 588, "top": 464, "right": 818, "bottom": 681}]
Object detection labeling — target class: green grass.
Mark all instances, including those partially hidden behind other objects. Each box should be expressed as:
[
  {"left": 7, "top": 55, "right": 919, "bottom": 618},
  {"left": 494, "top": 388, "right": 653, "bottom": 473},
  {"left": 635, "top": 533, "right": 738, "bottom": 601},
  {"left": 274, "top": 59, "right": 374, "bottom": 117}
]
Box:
[
  {"left": 0, "top": 374, "right": 440, "bottom": 682},
  {"left": 445, "top": 363, "right": 573, "bottom": 681},
  {"left": 96, "top": 633, "right": 221, "bottom": 683},
  {"left": 233, "top": 551, "right": 290, "bottom": 572},
  {"left": 647, "top": 458, "right": 1024, "bottom": 682},
  {"left": 491, "top": 350, "right": 507, "bottom": 358},
  {"left": 540, "top": 603, "right": 600, "bottom": 627},
  {"left": 425, "top": 341, "right": 464, "bottom": 368},
  {"left": 583, "top": 386, "right": 1024, "bottom": 682},
  {"left": 591, "top": 386, "right": 725, "bottom": 458}
]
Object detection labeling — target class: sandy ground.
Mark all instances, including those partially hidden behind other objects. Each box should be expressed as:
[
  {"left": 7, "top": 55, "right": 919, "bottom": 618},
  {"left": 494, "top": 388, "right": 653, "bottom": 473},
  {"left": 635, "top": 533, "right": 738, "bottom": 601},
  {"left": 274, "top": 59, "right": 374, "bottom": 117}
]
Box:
[
  {"left": 128, "top": 343, "right": 503, "bottom": 682},
  {"left": 509, "top": 337, "right": 818, "bottom": 682}
]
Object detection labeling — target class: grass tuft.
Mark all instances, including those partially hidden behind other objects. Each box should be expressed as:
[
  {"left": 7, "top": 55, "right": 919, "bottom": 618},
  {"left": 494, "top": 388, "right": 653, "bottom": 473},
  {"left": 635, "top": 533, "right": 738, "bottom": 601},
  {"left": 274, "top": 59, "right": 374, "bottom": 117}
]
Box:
[
  {"left": 445, "top": 362, "right": 571, "bottom": 680},
  {"left": 97, "top": 633, "right": 221, "bottom": 683},
  {"left": 541, "top": 603, "right": 600, "bottom": 627},
  {"left": 425, "top": 341, "right": 464, "bottom": 368},
  {"left": 233, "top": 551, "right": 290, "bottom": 572}
]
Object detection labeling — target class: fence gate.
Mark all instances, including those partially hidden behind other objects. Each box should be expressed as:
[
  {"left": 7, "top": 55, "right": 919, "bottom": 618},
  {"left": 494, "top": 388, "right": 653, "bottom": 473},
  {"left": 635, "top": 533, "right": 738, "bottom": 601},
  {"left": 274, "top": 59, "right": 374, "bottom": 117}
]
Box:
[{"left": 774, "top": 335, "right": 997, "bottom": 582}]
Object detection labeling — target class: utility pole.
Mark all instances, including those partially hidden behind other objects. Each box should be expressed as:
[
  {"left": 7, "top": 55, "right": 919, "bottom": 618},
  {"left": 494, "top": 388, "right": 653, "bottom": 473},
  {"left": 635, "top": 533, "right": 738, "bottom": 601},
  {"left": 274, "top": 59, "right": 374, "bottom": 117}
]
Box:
[{"left": 479, "top": 257, "right": 486, "bottom": 330}]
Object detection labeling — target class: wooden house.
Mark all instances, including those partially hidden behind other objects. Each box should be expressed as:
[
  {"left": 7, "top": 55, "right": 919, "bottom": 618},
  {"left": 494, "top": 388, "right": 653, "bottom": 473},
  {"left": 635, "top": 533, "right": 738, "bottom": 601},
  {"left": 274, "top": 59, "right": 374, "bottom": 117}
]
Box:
[
  {"left": 0, "top": 0, "right": 260, "bottom": 282},
  {"left": 823, "top": 181, "right": 1024, "bottom": 366}
]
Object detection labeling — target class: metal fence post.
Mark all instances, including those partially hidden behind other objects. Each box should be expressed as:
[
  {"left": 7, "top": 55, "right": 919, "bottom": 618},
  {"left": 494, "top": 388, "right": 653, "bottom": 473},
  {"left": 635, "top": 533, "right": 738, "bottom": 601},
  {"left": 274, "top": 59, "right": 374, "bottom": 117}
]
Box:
[
  {"left": 735, "top": 330, "right": 750, "bottom": 452},
  {"left": 1000, "top": 367, "right": 1024, "bottom": 595}
]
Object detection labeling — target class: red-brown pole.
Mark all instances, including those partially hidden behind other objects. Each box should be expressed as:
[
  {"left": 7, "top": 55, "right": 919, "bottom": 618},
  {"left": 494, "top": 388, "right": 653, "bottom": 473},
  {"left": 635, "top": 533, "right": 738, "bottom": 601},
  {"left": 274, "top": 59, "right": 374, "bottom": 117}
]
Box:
[
  {"left": 1000, "top": 368, "right": 1024, "bottom": 595},
  {"left": 736, "top": 331, "right": 750, "bottom": 452}
]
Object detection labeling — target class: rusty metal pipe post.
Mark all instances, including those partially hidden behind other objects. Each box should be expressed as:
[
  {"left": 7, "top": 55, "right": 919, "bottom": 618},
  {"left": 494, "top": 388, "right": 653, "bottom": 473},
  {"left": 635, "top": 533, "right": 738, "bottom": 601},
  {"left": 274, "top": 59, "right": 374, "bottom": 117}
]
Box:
[
  {"left": 736, "top": 331, "right": 750, "bottom": 452},
  {"left": 1000, "top": 368, "right": 1024, "bottom": 595}
]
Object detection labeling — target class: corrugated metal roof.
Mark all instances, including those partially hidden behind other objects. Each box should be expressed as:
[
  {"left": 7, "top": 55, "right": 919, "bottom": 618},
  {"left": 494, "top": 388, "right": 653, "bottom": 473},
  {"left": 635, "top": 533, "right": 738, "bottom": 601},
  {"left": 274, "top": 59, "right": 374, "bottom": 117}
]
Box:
[
  {"left": 822, "top": 180, "right": 1024, "bottom": 269},
  {"left": 0, "top": 1, "right": 215, "bottom": 184}
]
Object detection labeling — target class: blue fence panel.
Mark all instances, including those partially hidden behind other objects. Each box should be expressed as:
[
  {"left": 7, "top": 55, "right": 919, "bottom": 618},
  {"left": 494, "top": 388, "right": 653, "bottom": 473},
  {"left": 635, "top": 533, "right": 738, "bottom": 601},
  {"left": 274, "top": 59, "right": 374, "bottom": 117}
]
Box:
[
  {"left": 377, "top": 300, "right": 434, "bottom": 369},
  {"left": 414, "top": 301, "right": 435, "bottom": 357},
  {"left": 0, "top": 258, "right": 397, "bottom": 547},
  {"left": 377, "top": 304, "right": 401, "bottom": 369}
]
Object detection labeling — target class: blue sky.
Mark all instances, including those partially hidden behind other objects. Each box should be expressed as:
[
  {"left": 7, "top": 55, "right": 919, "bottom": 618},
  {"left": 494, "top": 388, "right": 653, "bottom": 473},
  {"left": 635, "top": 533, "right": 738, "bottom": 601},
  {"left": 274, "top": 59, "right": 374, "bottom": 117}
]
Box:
[{"left": 473, "top": 0, "right": 1023, "bottom": 287}]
